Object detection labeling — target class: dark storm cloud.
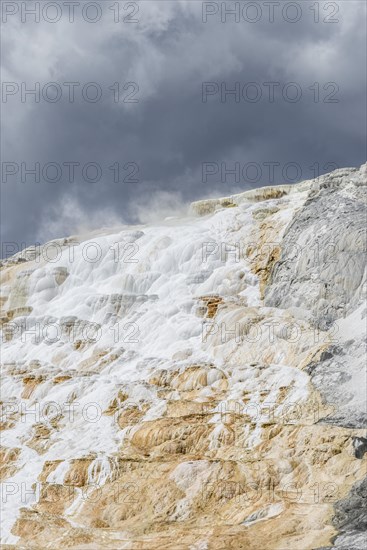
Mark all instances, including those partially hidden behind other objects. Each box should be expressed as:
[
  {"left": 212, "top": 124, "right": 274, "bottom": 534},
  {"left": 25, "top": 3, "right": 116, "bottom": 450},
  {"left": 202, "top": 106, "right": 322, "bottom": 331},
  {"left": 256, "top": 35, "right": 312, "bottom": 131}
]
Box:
[{"left": 1, "top": 0, "right": 366, "bottom": 250}]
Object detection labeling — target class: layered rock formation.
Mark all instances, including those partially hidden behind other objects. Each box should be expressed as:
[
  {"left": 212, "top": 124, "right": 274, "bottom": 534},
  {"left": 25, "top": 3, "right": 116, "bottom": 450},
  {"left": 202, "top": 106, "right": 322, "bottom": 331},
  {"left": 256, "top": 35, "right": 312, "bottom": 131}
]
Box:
[{"left": 1, "top": 164, "right": 366, "bottom": 549}]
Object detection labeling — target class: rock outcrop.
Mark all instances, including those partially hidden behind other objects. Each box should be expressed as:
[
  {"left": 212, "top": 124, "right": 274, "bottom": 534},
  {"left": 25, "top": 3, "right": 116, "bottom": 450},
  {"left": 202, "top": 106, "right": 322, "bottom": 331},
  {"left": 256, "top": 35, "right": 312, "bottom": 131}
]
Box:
[{"left": 1, "top": 164, "right": 366, "bottom": 549}]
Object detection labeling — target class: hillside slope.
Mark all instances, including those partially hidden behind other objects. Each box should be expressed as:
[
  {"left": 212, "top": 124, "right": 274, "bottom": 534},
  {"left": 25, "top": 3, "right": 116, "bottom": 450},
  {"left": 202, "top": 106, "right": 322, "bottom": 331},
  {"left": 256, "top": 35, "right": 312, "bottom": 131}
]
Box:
[{"left": 1, "top": 164, "right": 366, "bottom": 549}]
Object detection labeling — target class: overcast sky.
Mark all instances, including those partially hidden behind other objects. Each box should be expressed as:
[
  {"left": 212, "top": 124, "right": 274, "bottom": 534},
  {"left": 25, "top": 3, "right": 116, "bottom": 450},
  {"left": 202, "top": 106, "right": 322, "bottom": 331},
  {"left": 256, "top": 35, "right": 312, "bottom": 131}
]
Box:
[{"left": 1, "top": 0, "right": 366, "bottom": 250}]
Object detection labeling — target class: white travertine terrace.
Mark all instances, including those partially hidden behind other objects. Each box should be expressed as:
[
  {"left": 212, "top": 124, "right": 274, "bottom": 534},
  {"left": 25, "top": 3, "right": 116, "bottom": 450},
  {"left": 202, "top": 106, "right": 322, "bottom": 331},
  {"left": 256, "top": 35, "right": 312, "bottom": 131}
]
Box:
[{"left": 1, "top": 164, "right": 366, "bottom": 549}]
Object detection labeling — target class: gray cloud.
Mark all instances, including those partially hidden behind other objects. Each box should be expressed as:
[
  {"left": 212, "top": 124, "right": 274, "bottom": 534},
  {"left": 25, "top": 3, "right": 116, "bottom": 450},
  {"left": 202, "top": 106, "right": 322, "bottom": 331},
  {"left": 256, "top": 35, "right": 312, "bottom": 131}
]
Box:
[{"left": 1, "top": 0, "right": 366, "bottom": 251}]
